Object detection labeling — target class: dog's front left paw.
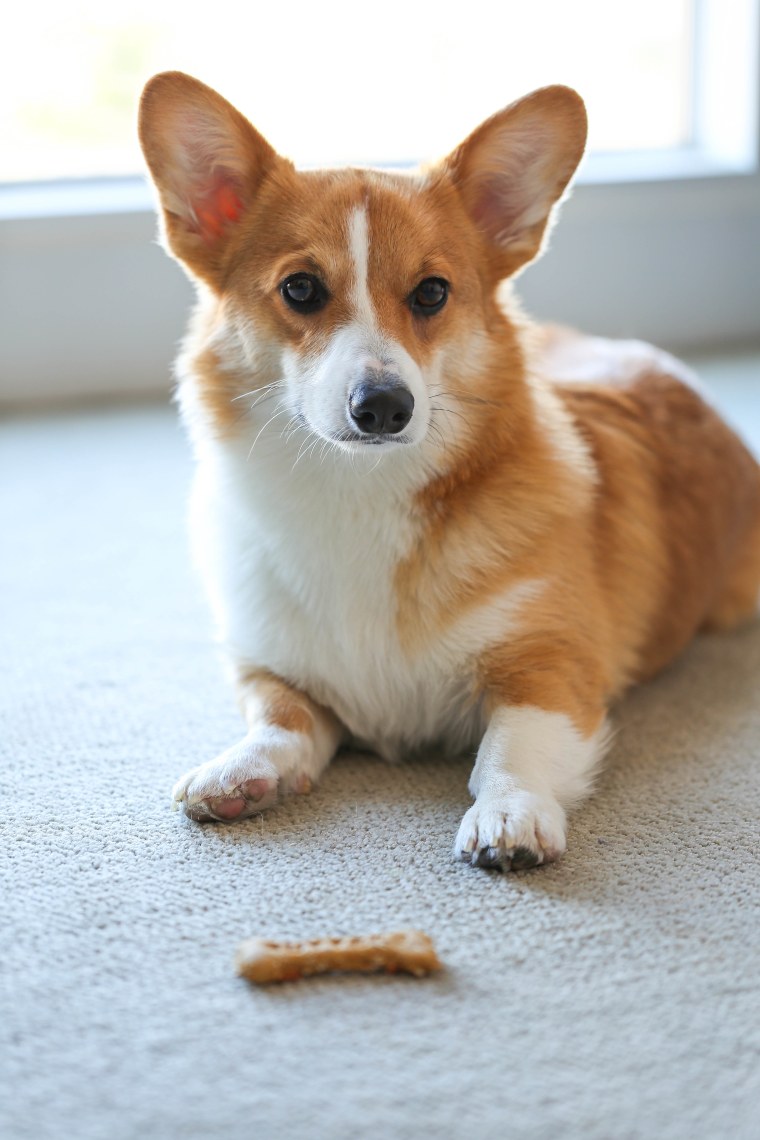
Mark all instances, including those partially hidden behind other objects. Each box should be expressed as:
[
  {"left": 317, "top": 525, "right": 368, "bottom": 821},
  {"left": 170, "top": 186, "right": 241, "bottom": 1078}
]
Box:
[
  {"left": 172, "top": 729, "right": 317, "bottom": 823},
  {"left": 454, "top": 791, "right": 566, "bottom": 871}
]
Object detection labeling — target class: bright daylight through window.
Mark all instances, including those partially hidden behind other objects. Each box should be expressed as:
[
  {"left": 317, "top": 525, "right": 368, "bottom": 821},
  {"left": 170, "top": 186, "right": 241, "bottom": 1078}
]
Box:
[{"left": 3, "top": 0, "right": 696, "bottom": 184}]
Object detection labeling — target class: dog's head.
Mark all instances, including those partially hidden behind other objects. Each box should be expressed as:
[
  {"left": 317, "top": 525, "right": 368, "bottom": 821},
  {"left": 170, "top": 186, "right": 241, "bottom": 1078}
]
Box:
[{"left": 139, "top": 72, "right": 586, "bottom": 453}]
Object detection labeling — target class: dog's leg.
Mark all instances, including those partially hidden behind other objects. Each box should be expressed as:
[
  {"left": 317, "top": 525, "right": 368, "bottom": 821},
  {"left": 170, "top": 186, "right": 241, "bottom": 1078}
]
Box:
[
  {"left": 455, "top": 685, "right": 610, "bottom": 870},
  {"left": 172, "top": 671, "right": 343, "bottom": 822}
]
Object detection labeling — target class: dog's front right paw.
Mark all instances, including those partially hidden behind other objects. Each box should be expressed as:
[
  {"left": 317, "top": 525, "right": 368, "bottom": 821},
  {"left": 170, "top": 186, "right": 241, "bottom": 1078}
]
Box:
[{"left": 172, "top": 730, "right": 316, "bottom": 822}]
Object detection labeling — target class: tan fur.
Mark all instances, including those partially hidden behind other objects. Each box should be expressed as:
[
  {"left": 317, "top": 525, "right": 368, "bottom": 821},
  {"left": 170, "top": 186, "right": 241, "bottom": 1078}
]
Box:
[
  {"left": 140, "top": 71, "right": 760, "bottom": 759},
  {"left": 401, "top": 334, "right": 760, "bottom": 737},
  {"left": 559, "top": 369, "right": 760, "bottom": 679},
  {"left": 237, "top": 669, "right": 318, "bottom": 736}
]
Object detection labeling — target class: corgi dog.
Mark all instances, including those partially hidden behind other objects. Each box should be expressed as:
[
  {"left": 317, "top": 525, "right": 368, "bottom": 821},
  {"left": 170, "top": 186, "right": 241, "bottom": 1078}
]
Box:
[{"left": 138, "top": 72, "right": 760, "bottom": 871}]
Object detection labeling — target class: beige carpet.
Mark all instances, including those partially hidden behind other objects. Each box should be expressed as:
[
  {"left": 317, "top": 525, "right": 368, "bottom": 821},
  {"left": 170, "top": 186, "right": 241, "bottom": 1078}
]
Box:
[{"left": 2, "top": 368, "right": 759, "bottom": 1139}]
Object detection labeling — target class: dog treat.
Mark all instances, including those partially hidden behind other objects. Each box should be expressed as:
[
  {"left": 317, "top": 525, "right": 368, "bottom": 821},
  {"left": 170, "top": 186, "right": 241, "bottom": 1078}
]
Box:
[{"left": 235, "top": 930, "right": 442, "bottom": 983}]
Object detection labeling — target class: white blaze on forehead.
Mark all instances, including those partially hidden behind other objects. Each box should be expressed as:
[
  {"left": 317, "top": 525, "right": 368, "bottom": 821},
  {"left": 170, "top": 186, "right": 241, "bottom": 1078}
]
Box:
[{"left": 347, "top": 206, "right": 378, "bottom": 330}]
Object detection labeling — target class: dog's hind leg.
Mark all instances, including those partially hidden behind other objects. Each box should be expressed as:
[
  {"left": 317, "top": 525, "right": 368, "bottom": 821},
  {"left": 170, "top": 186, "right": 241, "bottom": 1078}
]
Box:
[
  {"left": 172, "top": 670, "right": 344, "bottom": 822},
  {"left": 702, "top": 505, "right": 760, "bottom": 633}
]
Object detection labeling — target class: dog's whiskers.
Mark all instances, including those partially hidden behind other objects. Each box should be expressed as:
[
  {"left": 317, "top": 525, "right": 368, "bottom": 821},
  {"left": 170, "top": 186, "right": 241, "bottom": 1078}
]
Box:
[
  {"left": 366, "top": 450, "right": 386, "bottom": 476},
  {"left": 445, "top": 390, "right": 503, "bottom": 409},
  {"left": 292, "top": 430, "right": 323, "bottom": 471},
  {"left": 428, "top": 393, "right": 472, "bottom": 424},
  {"left": 282, "top": 414, "right": 303, "bottom": 446},
  {"left": 232, "top": 380, "right": 287, "bottom": 409},
  {"left": 247, "top": 402, "right": 290, "bottom": 460}
]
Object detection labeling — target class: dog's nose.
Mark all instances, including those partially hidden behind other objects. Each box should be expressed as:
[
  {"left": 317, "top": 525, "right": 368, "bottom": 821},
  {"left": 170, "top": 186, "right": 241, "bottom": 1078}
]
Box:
[{"left": 348, "top": 382, "right": 414, "bottom": 435}]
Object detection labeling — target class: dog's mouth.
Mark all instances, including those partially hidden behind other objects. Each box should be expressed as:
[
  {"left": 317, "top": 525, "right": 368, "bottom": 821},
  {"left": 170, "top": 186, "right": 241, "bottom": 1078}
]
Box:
[{"left": 329, "top": 430, "right": 413, "bottom": 447}]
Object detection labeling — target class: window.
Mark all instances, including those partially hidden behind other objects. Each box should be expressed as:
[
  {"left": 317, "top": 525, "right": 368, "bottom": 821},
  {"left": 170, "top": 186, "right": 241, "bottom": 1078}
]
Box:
[
  {"left": 1, "top": 0, "right": 739, "bottom": 183},
  {"left": 1, "top": 0, "right": 758, "bottom": 405}
]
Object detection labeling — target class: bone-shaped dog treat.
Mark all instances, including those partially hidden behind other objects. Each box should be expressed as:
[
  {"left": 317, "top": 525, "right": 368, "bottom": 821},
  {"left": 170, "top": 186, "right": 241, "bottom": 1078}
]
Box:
[{"left": 235, "top": 930, "right": 442, "bottom": 983}]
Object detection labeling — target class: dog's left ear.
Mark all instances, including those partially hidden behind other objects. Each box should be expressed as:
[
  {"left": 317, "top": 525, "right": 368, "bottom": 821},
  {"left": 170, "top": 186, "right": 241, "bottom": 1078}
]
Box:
[{"left": 444, "top": 86, "right": 587, "bottom": 278}]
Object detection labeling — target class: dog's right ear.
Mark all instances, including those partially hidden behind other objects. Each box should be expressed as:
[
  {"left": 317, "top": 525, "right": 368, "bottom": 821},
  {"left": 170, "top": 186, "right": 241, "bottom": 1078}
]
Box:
[{"left": 138, "top": 72, "right": 283, "bottom": 288}]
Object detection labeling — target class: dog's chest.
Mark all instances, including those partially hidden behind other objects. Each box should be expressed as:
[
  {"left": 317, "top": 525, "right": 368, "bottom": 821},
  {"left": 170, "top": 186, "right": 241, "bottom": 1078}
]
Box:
[{"left": 191, "top": 445, "right": 484, "bottom": 756}]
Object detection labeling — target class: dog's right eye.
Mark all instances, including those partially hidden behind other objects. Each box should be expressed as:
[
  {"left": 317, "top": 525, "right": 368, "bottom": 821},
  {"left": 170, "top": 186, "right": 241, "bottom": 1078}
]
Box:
[{"left": 280, "top": 274, "right": 327, "bottom": 314}]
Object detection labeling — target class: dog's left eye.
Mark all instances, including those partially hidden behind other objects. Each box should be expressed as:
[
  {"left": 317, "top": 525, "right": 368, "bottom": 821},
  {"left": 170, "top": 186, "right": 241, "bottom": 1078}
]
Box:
[
  {"left": 410, "top": 277, "right": 449, "bottom": 315},
  {"left": 280, "top": 274, "right": 327, "bottom": 313}
]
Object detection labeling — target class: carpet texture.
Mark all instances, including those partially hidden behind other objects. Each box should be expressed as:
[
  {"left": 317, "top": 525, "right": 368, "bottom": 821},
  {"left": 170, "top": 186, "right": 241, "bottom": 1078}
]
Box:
[{"left": 2, "top": 371, "right": 760, "bottom": 1140}]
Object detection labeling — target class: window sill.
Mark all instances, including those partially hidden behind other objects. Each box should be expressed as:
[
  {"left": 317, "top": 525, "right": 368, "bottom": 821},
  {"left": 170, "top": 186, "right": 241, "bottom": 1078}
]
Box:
[{"left": 1, "top": 143, "right": 758, "bottom": 224}]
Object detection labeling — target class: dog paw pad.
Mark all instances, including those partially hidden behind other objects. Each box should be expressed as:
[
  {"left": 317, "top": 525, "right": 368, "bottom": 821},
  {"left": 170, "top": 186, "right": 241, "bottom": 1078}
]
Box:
[
  {"left": 240, "top": 779, "right": 272, "bottom": 802},
  {"left": 206, "top": 795, "right": 248, "bottom": 819}
]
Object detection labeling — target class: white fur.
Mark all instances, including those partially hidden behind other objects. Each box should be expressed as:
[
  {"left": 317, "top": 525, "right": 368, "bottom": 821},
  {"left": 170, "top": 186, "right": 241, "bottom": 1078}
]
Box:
[
  {"left": 292, "top": 322, "right": 430, "bottom": 449},
  {"left": 455, "top": 706, "right": 611, "bottom": 867},
  {"left": 187, "top": 423, "right": 538, "bottom": 762},
  {"left": 347, "top": 206, "right": 375, "bottom": 329}
]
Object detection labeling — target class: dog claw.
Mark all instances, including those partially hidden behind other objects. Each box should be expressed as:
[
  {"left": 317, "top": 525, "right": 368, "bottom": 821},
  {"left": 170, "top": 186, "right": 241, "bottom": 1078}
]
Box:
[
  {"left": 474, "top": 846, "right": 503, "bottom": 869},
  {"left": 511, "top": 845, "right": 542, "bottom": 870}
]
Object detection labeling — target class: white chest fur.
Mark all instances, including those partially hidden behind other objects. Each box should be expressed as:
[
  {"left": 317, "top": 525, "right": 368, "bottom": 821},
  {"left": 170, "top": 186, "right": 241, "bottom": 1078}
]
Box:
[{"left": 187, "top": 418, "right": 532, "bottom": 760}]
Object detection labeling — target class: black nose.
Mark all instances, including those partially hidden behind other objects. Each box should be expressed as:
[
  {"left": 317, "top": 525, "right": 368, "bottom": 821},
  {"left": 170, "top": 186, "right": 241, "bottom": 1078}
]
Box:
[{"left": 348, "top": 383, "right": 414, "bottom": 436}]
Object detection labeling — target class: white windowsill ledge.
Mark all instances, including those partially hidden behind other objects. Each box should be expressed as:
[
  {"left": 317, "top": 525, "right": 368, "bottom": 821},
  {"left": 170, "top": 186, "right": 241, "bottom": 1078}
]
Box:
[{"left": 1, "top": 146, "right": 757, "bottom": 223}]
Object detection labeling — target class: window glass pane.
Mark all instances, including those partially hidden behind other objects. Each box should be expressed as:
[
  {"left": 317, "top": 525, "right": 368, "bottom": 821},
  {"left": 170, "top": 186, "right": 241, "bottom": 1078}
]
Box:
[{"left": 2, "top": 0, "right": 693, "bottom": 182}]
